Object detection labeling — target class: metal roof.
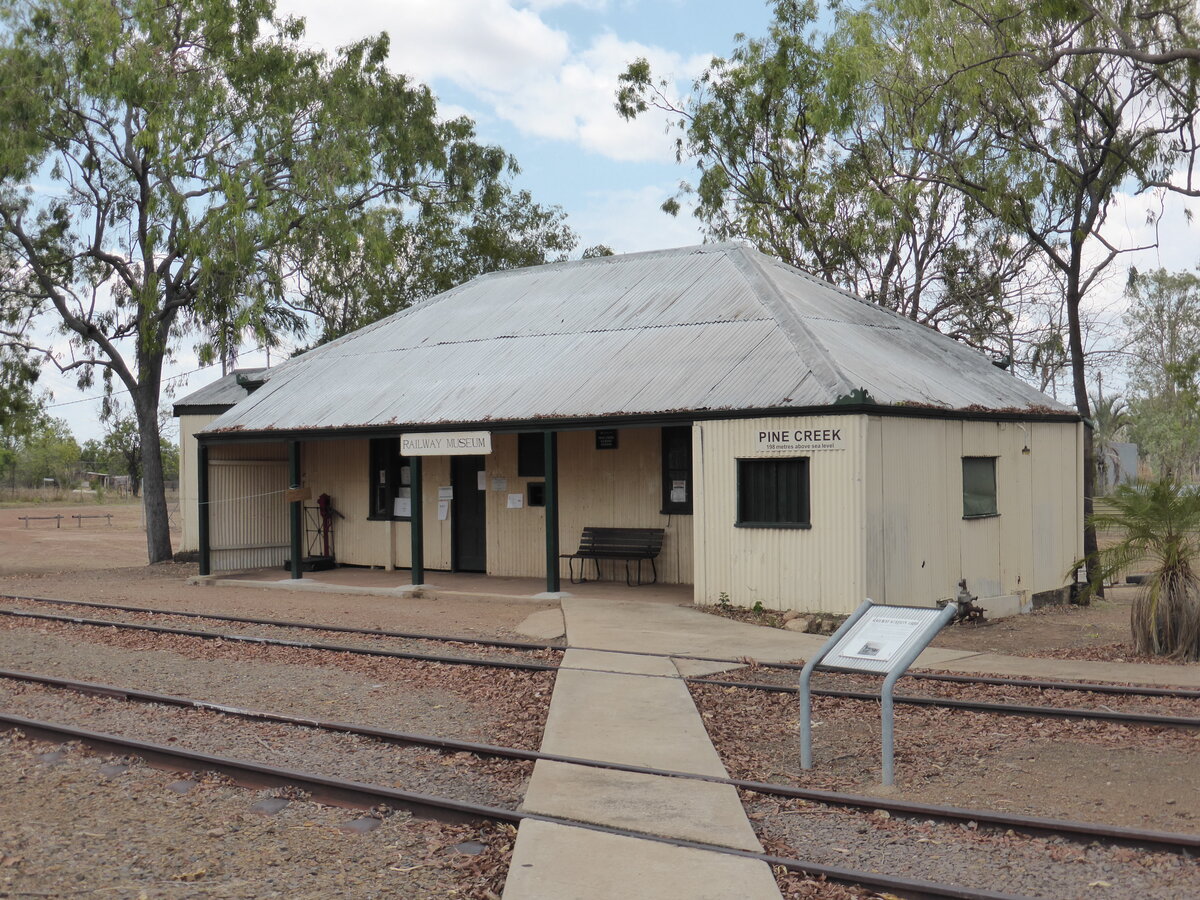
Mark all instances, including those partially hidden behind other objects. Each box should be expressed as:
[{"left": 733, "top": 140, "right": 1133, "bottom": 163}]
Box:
[
  {"left": 202, "top": 243, "right": 1070, "bottom": 436},
  {"left": 173, "top": 368, "right": 267, "bottom": 415}
]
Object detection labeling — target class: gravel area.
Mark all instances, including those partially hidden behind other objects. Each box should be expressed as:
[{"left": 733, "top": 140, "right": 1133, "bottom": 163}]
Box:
[
  {"left": 692, "top": 683, "right": 1200, "bottom": 832},
  {"left": 747, "top": 794, "right": 1198, "bottom": 900},
  {"left": 0, "top": 619, "right": 554, "bottom": 750},
  {"left": 0, "top": 680, "right": 529, "bottom": 807},
  {"left": 705, "top": 665, "right": 1200, "bottom": 719},
  {"left": 0, "top": 731, "right": 513, "bottom": 899},
  {"left": 0, "top": 598, "right": 563, "bottom": 667}
]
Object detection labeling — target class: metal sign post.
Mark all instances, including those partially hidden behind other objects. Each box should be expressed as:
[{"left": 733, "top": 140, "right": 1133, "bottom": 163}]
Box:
[{"left": 799, "top": 598, "right": 960, "bottom": 786}]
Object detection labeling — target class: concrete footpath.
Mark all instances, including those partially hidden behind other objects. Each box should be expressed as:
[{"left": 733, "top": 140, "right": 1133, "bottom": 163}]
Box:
[{"left": 502, "top": 594, "right": 1200, "bottom": 899}]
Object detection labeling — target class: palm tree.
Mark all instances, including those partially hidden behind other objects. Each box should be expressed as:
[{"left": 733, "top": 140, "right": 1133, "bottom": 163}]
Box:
[
  {"left": 1081, "top": 478, "right": 1200, "bottom": 660},
  {"left": 1090, "top": 392, "right": 1129, "bottom": 494}
]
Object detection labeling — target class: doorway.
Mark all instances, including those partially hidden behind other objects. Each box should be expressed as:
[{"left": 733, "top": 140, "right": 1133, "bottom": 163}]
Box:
[{"left": 451, "top": 455, "right": 487, "bottom": 572}]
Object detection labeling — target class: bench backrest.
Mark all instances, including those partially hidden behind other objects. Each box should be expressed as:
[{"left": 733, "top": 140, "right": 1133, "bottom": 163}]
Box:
[{"left": 578, "top": 526, "right": 665, "bottom": 556}]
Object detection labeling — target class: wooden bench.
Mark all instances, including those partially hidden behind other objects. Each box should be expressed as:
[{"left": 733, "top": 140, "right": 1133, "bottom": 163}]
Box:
[{"left": 561, "top": 526, "right": 666, "bottom": 586}]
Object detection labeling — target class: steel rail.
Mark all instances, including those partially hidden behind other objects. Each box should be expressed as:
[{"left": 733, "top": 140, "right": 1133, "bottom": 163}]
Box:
[
  {"left": 4, "top": 607, "right": 1196, "bottom": 730},
  {"left": 0, "top": 711, "right": 1055, "bottom": 900},
  {"left": 0, "top": 608, "right": 556, "bottom": 672},
  {"left": 4, "top": 592, "right": 1197, "bottom": 700},
  {"left": 688, "top": 676, "right": 1200, "bottom": 729},
  {"left": 3, "top": 667, "right": 1195, "bottom": 855}
]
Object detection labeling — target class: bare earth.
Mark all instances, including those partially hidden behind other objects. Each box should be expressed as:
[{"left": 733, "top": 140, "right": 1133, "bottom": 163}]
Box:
[{"left": 2, "top": 502, "right": 1199, "bottom": 899}]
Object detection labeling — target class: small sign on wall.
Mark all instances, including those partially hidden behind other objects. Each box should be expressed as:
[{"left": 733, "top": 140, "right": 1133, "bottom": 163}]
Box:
[
  {"left": 401, "top": 431, "right": 492, "bottom": 456},
  {"left": 595, "top": 429, "right": 618, "bottom": 450}
]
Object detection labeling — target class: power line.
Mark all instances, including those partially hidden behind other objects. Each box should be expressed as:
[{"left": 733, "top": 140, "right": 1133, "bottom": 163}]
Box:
[{"left": 43, "top": 344, "right": 279, "bottom": 410}]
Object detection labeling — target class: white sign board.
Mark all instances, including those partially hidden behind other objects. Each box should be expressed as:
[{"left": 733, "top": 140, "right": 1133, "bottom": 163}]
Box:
[
  {"left": 755, "top": 426, "right": 845, "bottom": 452},
  {"left": 401, "top": 431, "right": 492, "bottom": 456},
  {"left": 826, "top": 606, "right": 944, "bottom": 674}
]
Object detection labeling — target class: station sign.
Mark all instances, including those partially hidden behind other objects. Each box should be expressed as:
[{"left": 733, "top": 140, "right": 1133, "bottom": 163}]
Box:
[
  {"left": 755, "top": 426, "right": 845, "bottom": 452},
  {"left": 400, "top": 431, "right": 492, "bottom": 456}
]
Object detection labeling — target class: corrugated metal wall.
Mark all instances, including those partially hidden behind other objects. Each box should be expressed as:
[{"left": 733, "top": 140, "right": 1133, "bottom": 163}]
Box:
[
  {"left": 207, "top": 442, "right": 289, "bottom": 571},
  {"left": 694, "top": 415, "right": 865, "bottom": 613},
  {"left": 178, "top": 413, "right": 216, "bottom": 552},
  {"left": 864, "top": 417, "right": 1081, "bottom": 608}
]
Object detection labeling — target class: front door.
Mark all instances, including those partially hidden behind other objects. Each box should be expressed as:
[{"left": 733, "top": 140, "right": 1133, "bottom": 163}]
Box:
[{"left": 451, "top": 455, "right": 487, "bottom": 572}]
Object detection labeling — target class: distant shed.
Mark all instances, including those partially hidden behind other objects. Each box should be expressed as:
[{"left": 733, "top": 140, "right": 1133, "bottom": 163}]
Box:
[{"left": 179, "top": 243, "right": 1083, "bottom": 616}]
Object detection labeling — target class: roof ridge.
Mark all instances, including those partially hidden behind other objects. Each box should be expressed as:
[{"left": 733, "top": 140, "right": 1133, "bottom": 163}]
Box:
[{"left": 727, "top": 245, "right": 850, "bottom": 400}]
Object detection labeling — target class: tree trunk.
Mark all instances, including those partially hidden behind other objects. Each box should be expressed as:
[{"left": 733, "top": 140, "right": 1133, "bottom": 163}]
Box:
[
  {"left": 133, "top": 387, "right": 173, "bottom": 563},
  {"left": 1065, "top": 264, "right": 1101, "bottom": 600}
]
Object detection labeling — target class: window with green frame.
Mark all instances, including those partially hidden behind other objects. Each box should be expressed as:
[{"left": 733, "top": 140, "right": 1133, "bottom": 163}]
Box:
[
  {"left": 736, "top": 457, "right": 811, "bottom": 528},
  {"left": 368, "top": 437, "right": 410, "bottom": 520},
  {"left": 962, "top": 456, "right": 998, "bottom": 518}
]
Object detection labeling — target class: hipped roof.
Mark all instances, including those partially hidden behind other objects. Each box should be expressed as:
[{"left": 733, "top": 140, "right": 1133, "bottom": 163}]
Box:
[{"left": 202, "top": 243, "right": 1070, "bottom": 437}]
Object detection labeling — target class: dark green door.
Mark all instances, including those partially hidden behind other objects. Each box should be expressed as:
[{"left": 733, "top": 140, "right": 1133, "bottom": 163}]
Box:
[{"left": 451, "top": 455, "right": 487, "bottom": 572}]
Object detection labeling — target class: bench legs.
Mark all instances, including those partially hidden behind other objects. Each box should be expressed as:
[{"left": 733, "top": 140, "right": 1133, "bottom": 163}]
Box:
[
  {"left": 568, "top": 556, "right": 602, "bottom": 585},
  {"left": 623, "top": 558, "right": 658, "bottom": 587}
]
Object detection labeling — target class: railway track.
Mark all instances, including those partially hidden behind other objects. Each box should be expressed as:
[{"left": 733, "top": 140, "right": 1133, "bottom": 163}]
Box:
[
  {"left": 5, "top": 591, "right": 1197, "bottom": 699},
  {"left": 4, "top": 666, "right": 1192, "bottom": 855},
  {"left": 4, "top": 675, "right": 1194, "bottom": 900},
  {"left": 2, "top": 601, "right": 1197, "bottom": 729}
]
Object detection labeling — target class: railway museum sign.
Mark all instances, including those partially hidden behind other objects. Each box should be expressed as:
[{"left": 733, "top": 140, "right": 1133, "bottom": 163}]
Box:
[{"left": 400, "top": 431, "right": 493, "bottom": 456}]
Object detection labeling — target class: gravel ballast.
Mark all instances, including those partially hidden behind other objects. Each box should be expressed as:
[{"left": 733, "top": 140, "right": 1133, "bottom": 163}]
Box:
[
  {"left": 0, "top": 731, "right": 514, "bottom": 899},
  {"left": 0, "top": 618, "right": 554, "bottom": 750}
]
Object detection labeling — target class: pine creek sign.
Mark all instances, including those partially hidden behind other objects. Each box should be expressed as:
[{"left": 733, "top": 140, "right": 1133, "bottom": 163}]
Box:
[
  {"left": 400, "top": 431, "right": 493, "bottom": 456},
  {"left": 756, "top": 427, "right": 845, "bottom": 452}
]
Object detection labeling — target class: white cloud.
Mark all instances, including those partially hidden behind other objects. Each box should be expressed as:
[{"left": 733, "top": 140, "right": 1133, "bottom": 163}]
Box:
[
  {"left": 277, "top": 0, "right": 704, "bottom": 162},
  {"left": 570, "top": 183, "right": 704, "bottom": 253}
]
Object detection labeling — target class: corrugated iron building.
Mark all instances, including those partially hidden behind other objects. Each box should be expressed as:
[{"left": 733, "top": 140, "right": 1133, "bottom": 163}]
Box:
[{"left": 177, "top": 243, "right": 1082, "bottom": 615}]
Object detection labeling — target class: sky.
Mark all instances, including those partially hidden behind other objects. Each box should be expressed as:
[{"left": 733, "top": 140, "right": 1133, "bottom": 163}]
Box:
[{"left": 37, "top": 0, "right": 1200, "bottom": 442}]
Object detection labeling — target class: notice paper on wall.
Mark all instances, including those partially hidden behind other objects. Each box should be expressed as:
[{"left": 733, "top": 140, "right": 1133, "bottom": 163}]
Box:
[
  {"left": 438, "top": 486, "right": 453, "bottom": 500},
  {"left": 670, "top": 480, "right": 687, "bottom": 503},
  {"left": 399, "top": 466, "right": 411, "bottom": 486},
  {"left": 492, "top": 477, "right": 507, "bottom": 491},
  {"left": 393, "top": 492, "right": 411, "bottom": 518},
  {"left": 477, "top": 470, "right": 487, "bottom": 490},
  {"left": 437, "top": 499, "right": 449, "bottom": 520},
  {"left": 506, "top": 493, "right": 524, "bottom": 509}
]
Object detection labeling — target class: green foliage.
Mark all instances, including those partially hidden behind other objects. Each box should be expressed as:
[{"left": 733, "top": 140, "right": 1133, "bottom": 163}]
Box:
[
  {"left": 1123, "top": 269, "right": 1200, "bottom": 479},
  {"left": 0, "top": 410, "right": 80, "bottom": 490},
  {"left": 616, "top": 2, "right": 1071, "bottom": 366},
  {"left": 0, "top": 0, "right": 571, "bottom": 560},
  {"left": 1080, "top": 479, "right": 1200, "bottom": 660},
  {"left": 1090, "top": 392, "right": 1130, "bottom": 492}
]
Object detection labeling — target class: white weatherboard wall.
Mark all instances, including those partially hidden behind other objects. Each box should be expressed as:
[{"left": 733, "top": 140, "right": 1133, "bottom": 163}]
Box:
[
  {"left": 483, "top": 429, "right": 693, "bottom": 585},
  {"left": 178, "top": 412, "right": 217, "bottom": 552},
  {"left": 291, "top": 429, "right": 692, "bottom": 583},
  {"left": 863, "top": 417, "right": 1082, "bottom": 611},
  {"left": 694, "top": 415, "right": 865, "bottom": 614}
]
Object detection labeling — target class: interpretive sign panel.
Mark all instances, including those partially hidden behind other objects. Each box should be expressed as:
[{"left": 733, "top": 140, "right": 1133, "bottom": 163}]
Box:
[
  {"left": 401, "top": 432, "right": 492, "bottom": 456},
  {"left": 825, "top": 605, "right": 944, "bottom": 674}
]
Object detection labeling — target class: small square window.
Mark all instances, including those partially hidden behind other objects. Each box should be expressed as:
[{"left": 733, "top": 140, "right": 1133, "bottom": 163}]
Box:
[
  {"left": 518, "top": 433, "right": 545, "bottom": 477},
  {"left": 661, "top": 425, "right": 693, "bottom": 514},
  {"left": 736, "top": 457, "right": 811, "bottom": 528},
  {"left": 962, "top": 457, "right": 998, "bottom": 518}
]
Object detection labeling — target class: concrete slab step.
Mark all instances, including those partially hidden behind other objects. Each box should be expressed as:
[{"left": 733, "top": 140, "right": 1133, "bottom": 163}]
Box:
[{"left": 501, "top": 819, "right": 782, "bottom": 900}]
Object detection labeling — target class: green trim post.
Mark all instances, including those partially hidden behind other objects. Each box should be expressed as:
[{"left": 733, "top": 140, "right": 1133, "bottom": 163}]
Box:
[
  {"left": 544, "top": 430, "right": 559, "bottom": 593},
  {"left": 289, "top": 440, "right": 302, "bottom": 580},
  {"left": 197, "top": 442, "right": 210, "bottom": 576},
  {"left": 410, "top": 455, "right": 424, "bottom": 585}
]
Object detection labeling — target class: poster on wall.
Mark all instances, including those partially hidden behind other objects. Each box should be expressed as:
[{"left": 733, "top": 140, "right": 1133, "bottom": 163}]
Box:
[
  {"left": 437, "top": 500, "right": 449, "bottom": 520},
  {"left": 506, "top": 493, "right": 524, "bottom": 509}
]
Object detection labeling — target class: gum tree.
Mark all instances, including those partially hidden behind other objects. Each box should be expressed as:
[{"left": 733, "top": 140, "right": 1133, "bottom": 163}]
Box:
[{"left": 0, "top": 0, "right": 563, "bottom": 562}]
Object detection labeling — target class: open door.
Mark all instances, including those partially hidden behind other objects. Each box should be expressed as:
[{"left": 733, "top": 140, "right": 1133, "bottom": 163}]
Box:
[{"left": 451, "top": 455, "right": 487, "bottom": 572}]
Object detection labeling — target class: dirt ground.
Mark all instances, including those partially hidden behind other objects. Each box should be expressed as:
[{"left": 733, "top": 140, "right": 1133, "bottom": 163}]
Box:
[{"left": 0, "top": 502, "right": 554, "bottom": 639}]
